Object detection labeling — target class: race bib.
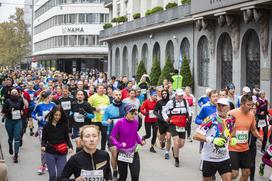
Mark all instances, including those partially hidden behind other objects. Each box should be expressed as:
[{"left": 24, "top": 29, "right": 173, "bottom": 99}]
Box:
[
  {"left": 258, "top": 119, "right": 267, "bottom": 128},
  {"left": 149, "top": 110, "right": 157, "bottom": 118},
  {"left": 42, "top": 110, "right": 50, "bottom": 117},
  {"left": 74, "top": 112, "right": 85, "bottom": 123},
  {"left": 80, "top": 169, "right": 103, "bottom": 181},
  {"left": 236, "top": 130, "right": 249, "bottom": 144},
  {"left": 12, "top": 110, "right": 21, "bottom": 120},
  {"left": 176, "top": 126, "right": 185, "bottom": 133},
  {"left": 61, "top": 101, "right": 71, "bottom": 110},
  {"left": 141, "top": 89, "right": 147, "bottom": 94},
  {"left": 29, "top": 93, "right": 34, "bottom": 101},
  {"left": 171, "top": 108, "right": 181, "bottom": 114},
  {"left": 210, "top": 145, "right": 227, "bottom": 159},
  {"left": 118, "top": 152, "right": 134, "bottom": 163}
]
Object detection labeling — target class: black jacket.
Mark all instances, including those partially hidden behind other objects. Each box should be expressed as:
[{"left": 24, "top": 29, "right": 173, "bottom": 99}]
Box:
[
  {"left": 60, "top": 149, "right": 112, "bottom": 181},
  {"left": 2, "top": 96, "right": 24, "bottom": 120},
  {"left": 70, "top": 101, "right": 95, "bottom": 128}
]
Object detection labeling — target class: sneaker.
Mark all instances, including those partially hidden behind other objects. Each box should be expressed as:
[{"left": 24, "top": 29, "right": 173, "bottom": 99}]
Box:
[
  {"left": 13, "top": 155, "right": 18, "bottom": 163},
  {"left": 165, "top": 153, "right": 170, "bottom": 160},
  {"left": 9, "top": 145, "right": 13, "bottom": 155},
  {"left": 187, "top": 137, "right": 193, "bottom": 142},
  {"left": 175, "top": 158, "right": 179, "bottom": 167},
  {"left": 44, "top": 165, "right": 48, "bottom": 171},
  {"left": 37, "top": 166, "right": 45, "bottom": 175},
  {"left": 259, "top": 163, "right": 265, "bottom": 176},
  {"left": 150, "top": 147, "right": 156, "bottom": 153},
  {"left": 113, "top": 170, "right": 118, "bottom": 181}
]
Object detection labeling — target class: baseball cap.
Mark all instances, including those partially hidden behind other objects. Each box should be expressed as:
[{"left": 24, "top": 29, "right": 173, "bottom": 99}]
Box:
[
  {"left": 150, "top": 90, "right": 157, "bottom": 96},
  {"left": 226, "top": 83, "right": 235, "bottom": 90},
  {"left": 217, "top": 98, "right": 230, "bottom": 106},
  {"left": 125, "top": 104, "right": 137, "bottom": 114},
  {"left": 175, "top": 89, "right": 184, "bottom": 96},
  {"left": 242, "top": 86, "right": 251, "bottom": 93}
]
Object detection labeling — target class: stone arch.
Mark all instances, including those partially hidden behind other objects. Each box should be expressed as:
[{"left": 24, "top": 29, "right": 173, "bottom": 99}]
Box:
[
  {"left": 165, "top": 40, "right": 174, "bottom": 61},
  {"left": 132, "top": 45, "right": 138, "bottom": 77},
  {"left": 115, "top": 47, "right": 120, "bottom": 76},
  {"left": 141, "top": 43, "right": 149, "bottom": 69},
  {"left": 122, "top": 46, "right": 128, "bottom": 76},
  {"left": 197, "top": 36, "right": 210, "bottom": 87},
  {"left": 153, "top": 42, "right": 161, "bottom": 63}
]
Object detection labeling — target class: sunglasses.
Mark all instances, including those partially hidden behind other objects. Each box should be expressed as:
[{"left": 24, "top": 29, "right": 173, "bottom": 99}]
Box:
[{"left": 129, "top": 110, "right": 138, "bottom": 115}]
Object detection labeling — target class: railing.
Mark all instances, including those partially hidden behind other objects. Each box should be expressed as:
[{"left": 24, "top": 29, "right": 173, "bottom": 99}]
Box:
[{"left": 100, "top": 4, "right": 191, "bottom": 39}]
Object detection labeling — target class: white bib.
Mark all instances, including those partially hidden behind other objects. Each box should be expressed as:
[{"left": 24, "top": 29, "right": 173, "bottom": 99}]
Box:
[
  {"left": 61, "top": 101, "right": 71, "bottom": 111},
  {"left": 118, "top": 152, "right": 134, "bottom": 163},
  {"left": 236, "top": 130, "right": 249, "bottom": 144},
  {"left": 149, "top": 110, "right": 157, "bottom": 118},
  {"left": 12, "top": 110, "right": 21, "bottom": 120},
  {"left": 210, "top": 145, "right": 227, "bottom": 159},
  {"left": 80, "top": 169, "right": 104, "bottom": 181},
  {"left": 74, "top": 112, "right": 85, "bottom": 123},
  {"left": 141, "top": 89, "right": 147, "bottom": 94},
  {"left": 258, "top": 119, "right": 267, "bottom": 128},
  {"left": 176, "top": 126, "right": 185, "bottom": 133}
]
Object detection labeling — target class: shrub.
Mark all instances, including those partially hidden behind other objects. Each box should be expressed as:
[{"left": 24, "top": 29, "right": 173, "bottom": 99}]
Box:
[
  {"left": 117, "top": 16, "right": 128, "bottom": 23},
  {"left": 151, "top": 6, "right": 164, "bottom": 14},
  {"left": 133, "top": 13, "right": 141, "bottom": 19},
  {"left": 158, "top": 56, "right": 174, "bottom": 85},
  {"left": 136, "top": 60, "right": 147, "bottom": 82},
  {"left": 180, "top": 55, "right": 193, "bottom": 88},
  {"left": 149, "top": 57, "right": 161, "bottom": 86},
  {"left": 181, "top": 0, "right": 191, "bottom": 5},
  {"left": 145, "top": 9, "right": 152, "bottom": 16},
  {"left": 165, "top": 2, "right": 178, "bottom": 9},
  {"left": 103, "top": 23, "right": 112, "bottom": 29},
  {"left": 111, "top": 17, "right": 118, "bottom": 23}
]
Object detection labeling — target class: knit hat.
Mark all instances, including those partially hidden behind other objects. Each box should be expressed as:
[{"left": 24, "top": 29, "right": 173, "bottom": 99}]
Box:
[{"left": 125, "top": 104, "right": 137, "bottom": 114}]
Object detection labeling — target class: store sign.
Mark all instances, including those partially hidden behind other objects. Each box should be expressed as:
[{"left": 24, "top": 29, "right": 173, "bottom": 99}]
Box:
[
  {"left": 62, "top": 27, "right": 84, "bottom": 34},
  {"left": 191, "top": 0, "right": 251, "bottom": 14}
]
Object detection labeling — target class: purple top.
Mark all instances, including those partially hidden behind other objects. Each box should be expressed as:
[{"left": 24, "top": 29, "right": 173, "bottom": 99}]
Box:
[{"left": 110, "top": 117, "right": 142, "bottom": 151}]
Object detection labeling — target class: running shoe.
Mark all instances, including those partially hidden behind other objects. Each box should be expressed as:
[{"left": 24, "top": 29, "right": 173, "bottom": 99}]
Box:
[
  {"left": 44, "top": 165, "right": 48, "bottom": 171},
  {"left": 175, "top": 158, "right": 179, "bottom": 167},
  {"left": 165, "top": 152, "right": 170, "bottom": 160},
  {"left": 37, "top": 166, "right": 45, "bottom": 175},
  {"left": 150, "top": 147, "right": 156, "bottom": 153},
  {"left": 13, "top": 155, "right": 18, "bottom": 163},
  {"left": 9, "top": 145, "right": 13, "bottom": 155},
  {"left": 259, "top": 163, "right": 265, "bottom": 176},
  {"left": 187, "top": 137, "right": 193, "bottom": 142}
]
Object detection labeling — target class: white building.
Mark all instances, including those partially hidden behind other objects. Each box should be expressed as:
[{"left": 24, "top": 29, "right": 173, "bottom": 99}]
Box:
[{"left": 32, "top": 0, "right": 109, "bottom": 73}]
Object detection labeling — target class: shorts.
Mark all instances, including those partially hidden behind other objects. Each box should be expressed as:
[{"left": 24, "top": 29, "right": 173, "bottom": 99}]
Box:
[
  {"left": 202, "top": 159, "right": 232, "bottom": 177},
  {"left": 158, "top": 120, "right": 169, "bottom": 135},
  {"left": 168, "top": 124, "right": 185, "bottom": 139},
  {"left": 229, "top": 150, "right": 252, "bottom": 170}
]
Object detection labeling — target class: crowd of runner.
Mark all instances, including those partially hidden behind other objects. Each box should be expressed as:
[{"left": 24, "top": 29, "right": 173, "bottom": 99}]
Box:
[{"left": 0, "top": 69, "right": 272, "bottom": 181}]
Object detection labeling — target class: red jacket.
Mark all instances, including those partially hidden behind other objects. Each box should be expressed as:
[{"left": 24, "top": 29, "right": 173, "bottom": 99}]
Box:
[
  {"left": 140, "top": 99, "right": 158, "bottom": 123},
  {"left": 121, "top": 88, "right": 129, "bottom": 100}
]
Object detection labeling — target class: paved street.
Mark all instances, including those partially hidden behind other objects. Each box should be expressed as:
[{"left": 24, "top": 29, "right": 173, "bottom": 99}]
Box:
[{"left": 0, "top": 121, "right": 271, "bottom": 181}]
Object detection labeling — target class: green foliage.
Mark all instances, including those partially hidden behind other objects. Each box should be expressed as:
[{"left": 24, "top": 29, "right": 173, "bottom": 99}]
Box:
[
  {"left": 145, "top": 6, "right": 164, "bottom": 16},
  {"left": 149, "top": 57, "right": 161, "bottom": 86},
  {"left": 181, "top": 0, "right": 191, "bottom": 4},
  {"left": 165, "top": 2, "right": 178, "bottom": 9},
  {"left": 103, "top": 23, "right": 112, "bottom": 29},
  {"left": 136, "top": 60, "right": 147, "bottom": 82},
  {"left": 133, "top": 13, "right": 141, "bottom": 19},
  {"left": 0, "top": 8, "right": 31, "bottom": 66},
  {"left": 180, "top": 56, "right": 193, "bottom": 88},
  {"left": 111, "top": 17, "right": 117, "bottom": 23},
  {"left": 112, "top": 16, "right": 128, "bottom": 23},
  {"left": 158, "top": 56, "right": 174, "bottom": 85}
]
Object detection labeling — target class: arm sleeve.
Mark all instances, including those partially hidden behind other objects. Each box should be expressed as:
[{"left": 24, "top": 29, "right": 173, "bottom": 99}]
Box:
[
  {"left": 136, "top": 133, "right": 142, "bottom": 144},
  {"left": 110, "top": 121, "right": 122, "bottom": 149},
  {"left": 1, "top": 101, "right": 11, "bottom": 114},
  {"left": 194, "top": 107, "right": 206, "bottom": 125},
  {"left": 162, "top": 101, "right": 172, "bottom": 121},
  {"left": 198, "top": 97, "right": 203, "bottom": 107},
  {"left": 31, "top": 105, "right": 39, "bottom": 120}
]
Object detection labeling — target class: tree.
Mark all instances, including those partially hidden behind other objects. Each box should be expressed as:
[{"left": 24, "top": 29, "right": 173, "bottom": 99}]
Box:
[
  {"left": 136, "top": 60, "right": 147, "bottom": 82},
  {"left": 180, "top": 55, "right": 193, "bottom": 88},
  {"left": 158, "top": 56, "right": 174, "bottom": 85},
  {"left": 149, "top": 57, "right": 161, "bottom": 86},
  {"left": 0, "top": 8, "right": 31, "bottom": 66}
]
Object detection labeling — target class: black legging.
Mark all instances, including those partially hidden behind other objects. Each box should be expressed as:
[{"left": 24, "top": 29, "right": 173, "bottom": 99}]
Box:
[
  {"left": 91, "top": 122, "right": 107, "bottom": 150},
  {"left": 257, "top": 126, "right": 268, "bottom": 151},
  {"left": 186, "top": 119, "right": 192, "bottom": 138},
  {"left": 143, "top": 122, "right": 158, "bottom": 145},
  {"left": 249, "top": 146, "right": 256, "bottom": 181},
  {"left": 117, "top": 152, "right": 140, "bottom": 181}
]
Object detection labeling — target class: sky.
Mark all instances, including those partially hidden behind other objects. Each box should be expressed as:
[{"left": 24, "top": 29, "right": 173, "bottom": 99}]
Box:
[{"left": 0, "top": 0, "right": 24, "bottom": 22}]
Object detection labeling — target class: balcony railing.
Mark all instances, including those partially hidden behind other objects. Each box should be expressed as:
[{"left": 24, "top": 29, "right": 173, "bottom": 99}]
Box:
[{"left": 100, "top": 4, "right": 191, "bottom": 39}]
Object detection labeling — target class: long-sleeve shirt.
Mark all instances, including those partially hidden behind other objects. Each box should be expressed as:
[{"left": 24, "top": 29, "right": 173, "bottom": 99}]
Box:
[
  {"left": 195, "top": 102, "right": 217, "bottom": 125},
  {"left": 88, "top": 93, "right": 110, "bottom": 123},
  {"left": 110, "top": 117, "right": 142, "bottom": 150},
  {"left": 42, "top": 122, "right": 73, "bottom": 155},
  {"left": 162, "top": 99, "right": 192, "bottom": 121},
  {"left": 140, "top": 99, "right": 158, "bottom": 123},
  {"left": 198, "top": 95, "right": 210, "bottom": 108}
]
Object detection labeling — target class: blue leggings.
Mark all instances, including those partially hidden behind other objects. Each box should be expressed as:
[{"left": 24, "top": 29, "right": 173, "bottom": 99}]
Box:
[
  {"left": 5, "top": 119, "right": 22, "bottom": 154},
  {"left": 45, "top": 153, "right": 67, "bottom": 181}
]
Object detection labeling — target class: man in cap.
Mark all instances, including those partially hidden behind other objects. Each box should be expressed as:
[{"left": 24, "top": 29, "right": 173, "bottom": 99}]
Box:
[
  {"left": 193, "top": 98, "right": 236, "bottom": 181},
  {"left": 162, "top": 88, "right": 192, "bottom": 167}
]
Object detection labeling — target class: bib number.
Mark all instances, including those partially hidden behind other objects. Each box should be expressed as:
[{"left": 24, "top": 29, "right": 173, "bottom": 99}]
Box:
[
  {"left": 141, "top": 89, "right": 147, "bottom": 94},
  {"left": 118, "top": 152, "right": 134, "bottom": 163},
  {"left": 176, "top": 126, "right": 185, "bottom": 133},
  {"left": 258, "top": 119, "right": 267, "bottom": 128},
  {"left": 80, "top": 169, "right": 103, "bottom": 181},
  {"left": 236, "top": 131, "right": 248, "bottom": 144},
  {"left": 12, "top": 110, "right": 21, "bottom": 120},
  {"left": 210, "top": 145, "right": 227, "bottom": 159},
  {"left": 149, "top": 110, "right": 157, "bottom": 118},
  {"left": 61, "top": 101, "right": 71, "bottom": 110},
  {"left": 74, "top": 112, "right": 85, "bottom": 123}
]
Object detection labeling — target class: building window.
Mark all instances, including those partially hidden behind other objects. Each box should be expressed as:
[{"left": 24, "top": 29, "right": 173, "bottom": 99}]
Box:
[
  {"left": 197, "top": 36, "right": 209, "bottom": 87},
  {"left": 78, "top": 35, "right": 85, "bottom": 45},
  {"left": 64, "top": 35, "right": 68, "bottom": 46}
]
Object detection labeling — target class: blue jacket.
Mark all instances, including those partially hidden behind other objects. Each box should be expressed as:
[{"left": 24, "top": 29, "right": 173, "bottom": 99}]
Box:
[
  {"left": 32, "top": 102, "right": 56, "bottom": 127},
  {"left": 198, "top": 96, "right": 210, "bottom": 108},
  {"left": 195, "top": 102, "right": 216, "bottom": 125}
]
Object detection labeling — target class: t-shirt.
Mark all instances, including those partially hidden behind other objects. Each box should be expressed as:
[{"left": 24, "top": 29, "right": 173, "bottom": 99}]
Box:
[
  {"left": 88, "top": 94, "right": 110, "bottom": 122},
  {"left": 196, "top": 113, "right": 235, "bottom": 162},
  {"left": 228, "top": 108, "right": 256, "bottom": 152}
]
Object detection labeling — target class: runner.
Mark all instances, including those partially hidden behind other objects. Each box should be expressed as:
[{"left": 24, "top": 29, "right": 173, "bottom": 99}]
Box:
[
  {"left": 162, "top": 88, "right": 192, "bottom": 167},
  {"left": 110, "top": 104, "right": 145, "bottom": 181},
  {"left": 141, "top": 89, "right": 158, "bottom": 153},
  {"left": 41, "top": 106, "right": 73, "bottom": 181},
  {"left": 153, "top": 89, "right": 171, "bottom": 159},
  {"left": 228, "top": 94, "right": 263, "bottom": 181},
  {"left": 237, "top": 86, "right": 251, "bottom": 108},
  {"left": 60, "top": 125, "right": 112, "bottom": 181},
  {"left": 193, "top": 98, "right": 236, "bottom": 181},
  {"left": 259, "top": 144, "right": 272, "bottom": 181},
  {"left": 219, "top": 89, "right": 235, "bottom": 110},
  {"left": 198, "top": 88, "right": 212, "bottom": 108}
]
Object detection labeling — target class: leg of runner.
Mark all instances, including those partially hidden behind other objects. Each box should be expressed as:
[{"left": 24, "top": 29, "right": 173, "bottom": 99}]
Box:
[
  {"left": 186, "top": 119, "right": 193, "bottom": 142},
  {"left": 165, "top": 132, "right": 171, "bottom": 159},
  {"left": 5, "top": 119, "right": 14, "bottom": 155},
  {"left": 249, "top": 147, "right": 257, "bottom": 181},
  {"left": 239, "top": 169, "right": 250, "bottom": 181},
  {"left": 128, "top": 152, "right": 140, "bottom": 181},
  {"left": 173, "top": 136, "right": 184, "bottom": 167},
  {"left": 261, "top": 125, "right": 268, "bottom": 152},
  {"left": 150, "top": 122, "right": 158, "bottom": 152},
  {"left": 117, "top": 159, "right": 128, "bottom": 181},
  {"left": 13, "top": 120, "right": 22, "bottom": 163},
  {"left": 109, "top": 146, "right": 118, "bottom": 180},
  {"left": 143, "top": 122, "right": 154, "bottom": 153},
  {"left": 55, "top": 154, "right": 67, "bottom": 179},
  {"left": 100, "top": 124, "right": 107, "bottom": 151},
  {"left": 28, "top": 118, "right": 34, "bottom": 136},
  {"left": 220, "top": 172, "right": 232, "bottom": 181},
  {"left": 45, "top": 153, "right": 57, "bottom": 180}
]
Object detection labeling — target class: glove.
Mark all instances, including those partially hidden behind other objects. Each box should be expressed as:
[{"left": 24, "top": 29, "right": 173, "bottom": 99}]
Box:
[
  {"left": 230, "top": 137, "right": 237, "bottom": 146},
  {"left": 78, "top": 108, "right": 87, "bottom": 116},
  {"left": 213, "top": 137, "right": 226, "bottom": 147}
]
